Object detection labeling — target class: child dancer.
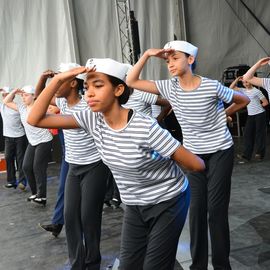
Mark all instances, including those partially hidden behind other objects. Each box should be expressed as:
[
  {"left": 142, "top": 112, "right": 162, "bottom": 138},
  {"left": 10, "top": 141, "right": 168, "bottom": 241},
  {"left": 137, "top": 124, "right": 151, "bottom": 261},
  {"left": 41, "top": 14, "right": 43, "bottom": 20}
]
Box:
[
  {"left": 0, "top": 87, "right": 27, "bottom": 190},
  {"left": 28, "top": 58, "right": 205, "bottom": 270},
  {"left": 126, "top": 41, "right": 250, "bottom": 270},
  {"left": 34, "top": 64, "right": 110, "bottom": 269},
  {"left": 230, "top": 76, "right": 268, "bottom": 162},
  {"left": 3, "top": 86, "right": 52, "bottom": 205}
]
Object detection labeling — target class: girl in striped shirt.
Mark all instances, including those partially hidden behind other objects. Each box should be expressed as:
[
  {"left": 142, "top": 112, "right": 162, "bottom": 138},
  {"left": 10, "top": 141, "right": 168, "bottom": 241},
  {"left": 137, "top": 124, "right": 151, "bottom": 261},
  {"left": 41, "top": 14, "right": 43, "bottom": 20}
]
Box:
[
  {"left": 230, "top": 76, "right": 268, "bottom": 162},
  {"left": 34, "top": 63, "right": 110, "bottom": 270},
  {"left": 28, "top": 58, "right": 205, "bottom": 270},
  {"left": 126, "top": 41, "right": 250, "bottom": 270}
]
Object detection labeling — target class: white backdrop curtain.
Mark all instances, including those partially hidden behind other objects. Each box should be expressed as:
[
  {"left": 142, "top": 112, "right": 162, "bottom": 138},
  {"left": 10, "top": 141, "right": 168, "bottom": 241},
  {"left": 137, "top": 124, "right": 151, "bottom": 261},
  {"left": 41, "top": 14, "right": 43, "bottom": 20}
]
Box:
[{"left": 0, "top": 0, "right": 270, "bottom": 87}]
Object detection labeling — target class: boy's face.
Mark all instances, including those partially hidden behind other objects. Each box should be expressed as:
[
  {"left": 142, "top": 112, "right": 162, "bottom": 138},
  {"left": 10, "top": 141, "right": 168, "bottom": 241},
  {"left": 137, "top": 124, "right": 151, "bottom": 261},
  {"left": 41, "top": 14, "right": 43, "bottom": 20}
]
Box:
[{"left": 165, "top": 51, "right": 194, "bottom": 77}]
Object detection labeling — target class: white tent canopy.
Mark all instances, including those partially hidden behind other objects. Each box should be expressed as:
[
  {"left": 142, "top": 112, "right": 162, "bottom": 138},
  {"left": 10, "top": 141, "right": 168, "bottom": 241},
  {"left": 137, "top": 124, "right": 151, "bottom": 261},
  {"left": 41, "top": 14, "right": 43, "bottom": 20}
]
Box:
[{"left": 0, "top": 0, "right": 269, "bottom": 88}]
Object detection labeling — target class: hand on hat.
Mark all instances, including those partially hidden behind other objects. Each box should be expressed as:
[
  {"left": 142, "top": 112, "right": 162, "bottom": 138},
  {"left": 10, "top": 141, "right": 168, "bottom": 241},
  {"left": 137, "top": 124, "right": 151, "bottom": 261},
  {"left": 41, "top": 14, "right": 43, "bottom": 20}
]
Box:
[
  {"left": 146, "top": 48, "right": 175, "bottom": 59},
  {"left": 12, "top": 88, "right": 24, "bottom": 95},
  {"left": 42, "top": 70, "right": 56, "bottom": 79},
  {"left": 53, "top": 66, "right": 88, "bottom": 83}
]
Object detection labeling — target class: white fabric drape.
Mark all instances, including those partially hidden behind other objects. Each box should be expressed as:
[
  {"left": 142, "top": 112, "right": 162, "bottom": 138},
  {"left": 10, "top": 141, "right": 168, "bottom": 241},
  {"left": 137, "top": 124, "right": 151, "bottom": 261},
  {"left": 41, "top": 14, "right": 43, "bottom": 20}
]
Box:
[{"left": 0, "top": 0, "right": 269, "bottom": 88}]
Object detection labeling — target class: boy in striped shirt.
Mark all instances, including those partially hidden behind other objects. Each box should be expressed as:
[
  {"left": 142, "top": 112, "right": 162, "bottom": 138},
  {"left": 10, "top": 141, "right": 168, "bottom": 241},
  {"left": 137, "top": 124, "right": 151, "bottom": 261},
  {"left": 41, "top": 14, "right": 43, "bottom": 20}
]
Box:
[{"left": 126, "top": 41, "right": 250, "bottom": 270}]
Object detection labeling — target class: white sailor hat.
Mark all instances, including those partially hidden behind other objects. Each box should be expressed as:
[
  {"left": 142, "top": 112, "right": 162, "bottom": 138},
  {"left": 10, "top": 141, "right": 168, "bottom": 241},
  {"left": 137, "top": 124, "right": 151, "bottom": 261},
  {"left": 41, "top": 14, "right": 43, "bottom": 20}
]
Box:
[
  {"left": 58, "top": 62, "right": 85, "bottom": 80},
  {"left": 164, "top": 40, "right": 198, "bottom": 57},
  {"left": 85, "top": 58, "right": 132, "bottom": 82}
]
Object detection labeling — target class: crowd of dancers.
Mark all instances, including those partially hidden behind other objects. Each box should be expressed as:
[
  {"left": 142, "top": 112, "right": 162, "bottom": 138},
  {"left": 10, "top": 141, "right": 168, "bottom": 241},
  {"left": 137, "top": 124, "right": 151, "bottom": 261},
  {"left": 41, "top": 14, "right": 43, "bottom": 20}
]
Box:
[{"left": 1, "top": 39, "right": 270, "bottom": 270}]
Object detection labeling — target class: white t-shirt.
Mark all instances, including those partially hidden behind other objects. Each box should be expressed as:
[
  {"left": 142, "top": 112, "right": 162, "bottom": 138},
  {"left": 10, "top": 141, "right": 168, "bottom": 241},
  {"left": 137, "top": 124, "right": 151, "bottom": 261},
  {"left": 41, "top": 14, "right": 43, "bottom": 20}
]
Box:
[
  {"left": 17, "top": 103, "right": 52, "bottom": 146},
  {"left": 73, "top": 109, "right": 188, "bottom": 206},
  {"left": 263, "top": 78, "right": 270, "bottom": 93},
  {"left": 239, "top": 88, "right": 265, "bottom": 116},
  {"left": 0, "top": 103, "right": 25, "bottom": 137}
]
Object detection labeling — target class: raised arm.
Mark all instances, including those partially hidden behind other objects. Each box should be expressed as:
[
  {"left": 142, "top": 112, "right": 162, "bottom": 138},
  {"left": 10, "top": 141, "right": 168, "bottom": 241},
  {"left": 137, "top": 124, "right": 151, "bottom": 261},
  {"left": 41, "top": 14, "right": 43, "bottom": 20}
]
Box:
[
  {"left": 35, "top": 70, "right": 57, "bottom": 105},
  {"left": 171, "top": 145, "right": 205, "bottom": 172},
  {"left": 27, "top": 67, "right": 87, "bottom": 129},
  {"left": 225, "top": 91, "right": 250, "bottom": 117},
  {"left": 3, "top": 88, "right": 21, "bottom": 111},
  {"left": 126, "top": 48, "right": 173, "bottom": 94},
  {"left": 229, "top": 76, "right": 242, "bottom": 90},
  {"left": 243, "top": 57, "right": 270, "bottom": 87}
]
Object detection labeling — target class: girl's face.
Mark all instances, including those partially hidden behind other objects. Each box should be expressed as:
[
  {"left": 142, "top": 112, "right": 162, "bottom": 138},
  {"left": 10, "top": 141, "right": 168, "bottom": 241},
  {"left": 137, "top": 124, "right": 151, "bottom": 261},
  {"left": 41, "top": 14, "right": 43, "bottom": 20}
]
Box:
[
  {"left": 84, "top": 72, "right": 121, "bottom": 112},
  {"left": 166, "top": 51, "right": 193, "bottom": 77},
  {"left": 22, "top": 92, "right": 34, "bottom": 106},
  {"left": 242, "top": 80, "right": 252, "bottom": 89}
]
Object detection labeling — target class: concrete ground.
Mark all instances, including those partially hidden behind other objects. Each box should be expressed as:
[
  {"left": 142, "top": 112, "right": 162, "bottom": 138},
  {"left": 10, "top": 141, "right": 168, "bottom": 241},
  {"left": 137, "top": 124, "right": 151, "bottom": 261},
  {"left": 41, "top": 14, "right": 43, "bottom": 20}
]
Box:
[{"left": 0, "top": 136, "right": 269, "bottom": 270}]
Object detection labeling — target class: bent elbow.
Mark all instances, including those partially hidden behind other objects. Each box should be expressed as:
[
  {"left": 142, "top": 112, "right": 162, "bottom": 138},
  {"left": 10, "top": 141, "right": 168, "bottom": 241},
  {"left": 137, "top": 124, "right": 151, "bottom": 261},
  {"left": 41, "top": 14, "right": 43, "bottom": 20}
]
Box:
[
  {"left": 191, "top": 160, "right": 205, "bottom": 172},
  {"left": 27, "top": 116, "right": 38, "bottom": 127}
]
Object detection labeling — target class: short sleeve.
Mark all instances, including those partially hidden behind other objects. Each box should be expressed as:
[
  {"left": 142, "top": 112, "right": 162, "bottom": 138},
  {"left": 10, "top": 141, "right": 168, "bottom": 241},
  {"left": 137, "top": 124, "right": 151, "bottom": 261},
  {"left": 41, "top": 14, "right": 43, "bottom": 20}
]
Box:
[
  {"left": 263, "top": 78, "right": 270, "bottom": 92},
  {"left": 137, "top": 90, "right": 158, "bottom": 105},
  {"left": 155, "top": 79, "right": 172, "bottom": 101},
  {"left": 72, "top": 110, "right": 97, "bottom": 135},
  {"left": 216, "top": 81, "right": 234, "bottom": 103},
  {"left": 148, "top": 120, "right": 181, "bottom": 157},
  {"left": 255, "top": 88, "right": 266, "bottom": 100}
]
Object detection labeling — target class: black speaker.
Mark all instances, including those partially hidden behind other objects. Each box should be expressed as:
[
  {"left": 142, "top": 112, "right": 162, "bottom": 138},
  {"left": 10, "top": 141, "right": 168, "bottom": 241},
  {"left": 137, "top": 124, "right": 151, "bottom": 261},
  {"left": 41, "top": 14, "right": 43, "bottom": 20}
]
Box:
[
  {"left": 130, "top": 11, "right": 140, "bottom": 63},
  {"left": 222, "top": 65, "right": 251, "bottom": 87}
]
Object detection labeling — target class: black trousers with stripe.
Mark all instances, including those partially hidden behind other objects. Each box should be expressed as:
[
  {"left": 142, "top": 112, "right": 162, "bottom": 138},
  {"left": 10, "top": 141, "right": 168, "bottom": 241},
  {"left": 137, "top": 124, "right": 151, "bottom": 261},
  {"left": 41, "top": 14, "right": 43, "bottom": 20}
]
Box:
[
  {"left": 118, "top": 186, "right": 190, "bottom": 270},
  {"left": 188, "top": 146, "right": 234, "bottom": 270}
]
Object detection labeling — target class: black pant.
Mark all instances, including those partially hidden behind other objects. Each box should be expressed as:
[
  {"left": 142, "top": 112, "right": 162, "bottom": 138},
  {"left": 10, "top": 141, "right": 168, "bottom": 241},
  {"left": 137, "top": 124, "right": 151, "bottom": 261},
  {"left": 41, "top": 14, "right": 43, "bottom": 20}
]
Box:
[
  {"left": 188, "top": 146, "right": 234, "bottom": 270},
  {"left": 4, "top": 135, "right": 27, "bottom": 184},
  {"left": 104, "top": 170, "right": 121, "bottom": 202},
  {"left": 119, "top": 186, "right": 190, "bottom": 270},
  {"left": 64, "top": 161, "right": 109, "bottom": 270},
  {"left": 243, "top": 111, "right": 266, "bottom": 160},
  {"left": 22, "top": 141, "right": 52, "bottom": 197}
]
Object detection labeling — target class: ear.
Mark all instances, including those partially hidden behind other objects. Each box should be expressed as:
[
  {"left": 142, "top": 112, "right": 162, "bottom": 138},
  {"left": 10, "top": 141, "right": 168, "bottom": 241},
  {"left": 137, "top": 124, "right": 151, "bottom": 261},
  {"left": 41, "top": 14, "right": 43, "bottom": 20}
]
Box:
[
  {"left": 70, "top": 79, "right": 78, "bottom": 88},
  {"left": 188, "top": 55, "right": 195, "bottom": 65},
  {"left": 114, "top": 84, "right": 125, "bottom": 98}
]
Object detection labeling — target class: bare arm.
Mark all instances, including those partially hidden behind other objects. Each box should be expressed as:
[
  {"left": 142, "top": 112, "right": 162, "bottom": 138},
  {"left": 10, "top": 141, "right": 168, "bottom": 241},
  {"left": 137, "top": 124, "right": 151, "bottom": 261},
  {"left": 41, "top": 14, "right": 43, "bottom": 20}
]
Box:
[
  {"left": 126, "top": 48, "right": 174, "bottom": 94},
  {"left": 171, "top": 145, "right": 205, "bottom": 172},
  {"left": 225, "top": 91, "right": 250, "bottom": 117},
  {"left": 243, "top": 57, "right": 270, "bottom": 87},
  {"left": 229, "top": 76, "right": 242, "bottom": 90},
  {"left": 3, "top": 89, "right": 21, "bottom": 111},
  {"left": 35, "top": 70, "right": 56, "bottom": 105},
  {"left": 28, "top": 67, "right": 88, "bottom": 129},
  {"left": 261, "top": 97, "right": 268, "bottom": 107}
]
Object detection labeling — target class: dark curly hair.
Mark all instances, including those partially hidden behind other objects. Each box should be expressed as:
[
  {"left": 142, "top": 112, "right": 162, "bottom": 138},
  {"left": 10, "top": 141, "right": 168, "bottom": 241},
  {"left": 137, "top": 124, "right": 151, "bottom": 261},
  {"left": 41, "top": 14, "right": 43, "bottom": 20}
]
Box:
[{"left": 107, "top": 75, "right": 130, "bottom": 105}]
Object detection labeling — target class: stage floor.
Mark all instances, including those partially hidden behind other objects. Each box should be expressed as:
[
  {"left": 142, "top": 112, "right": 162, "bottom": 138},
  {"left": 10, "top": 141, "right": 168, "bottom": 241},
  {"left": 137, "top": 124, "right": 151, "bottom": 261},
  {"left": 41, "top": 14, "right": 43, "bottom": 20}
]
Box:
[{"left": 0, "top": 137, "right": 269, "bottom": 270}]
